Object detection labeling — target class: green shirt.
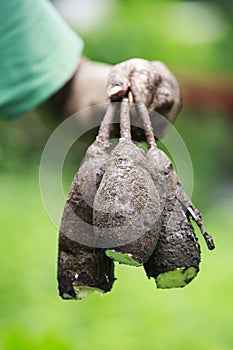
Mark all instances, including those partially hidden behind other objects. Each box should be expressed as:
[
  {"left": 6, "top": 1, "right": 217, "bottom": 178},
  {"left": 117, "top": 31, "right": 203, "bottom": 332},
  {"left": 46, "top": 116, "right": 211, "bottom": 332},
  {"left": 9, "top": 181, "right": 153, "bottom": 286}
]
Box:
[{"left": 0, "top": 0, "right": 83, "bottom": 120}]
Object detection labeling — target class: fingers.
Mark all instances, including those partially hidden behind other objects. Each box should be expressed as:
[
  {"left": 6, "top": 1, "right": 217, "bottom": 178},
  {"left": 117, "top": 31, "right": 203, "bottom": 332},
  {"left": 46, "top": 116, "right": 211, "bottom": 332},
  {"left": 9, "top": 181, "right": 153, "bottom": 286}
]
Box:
[
  {"left": 107, "top": 58, "right": 160, "bottom": 104},
  {"left": 150, "top": 86, "right": 174, "bottom": 110},
  {"left": 128, "top": 59, "right": 161, "bottom": 106},
  {"left": 107, "top": 63, "right": 130, "bottom": 101},
  {"left": 130, "top": 65, "right": 160, "bottom": 106},
  {"left": 150, "top": 61, "right": 182, "bottom": 122},
  {"left": 106, "top": 59, "right": 182, "bottom": 139}
]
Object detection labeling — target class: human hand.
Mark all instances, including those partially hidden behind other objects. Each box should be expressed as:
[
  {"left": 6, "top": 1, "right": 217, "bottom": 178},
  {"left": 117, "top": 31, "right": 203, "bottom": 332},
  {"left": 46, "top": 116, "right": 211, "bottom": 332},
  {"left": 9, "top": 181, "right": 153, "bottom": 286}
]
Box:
[
  {"left": 107, "top": 58, "right": 182, "bottom": 138},
  {"left": 38, "top": 57, "right": 181, "bottom": 139}
]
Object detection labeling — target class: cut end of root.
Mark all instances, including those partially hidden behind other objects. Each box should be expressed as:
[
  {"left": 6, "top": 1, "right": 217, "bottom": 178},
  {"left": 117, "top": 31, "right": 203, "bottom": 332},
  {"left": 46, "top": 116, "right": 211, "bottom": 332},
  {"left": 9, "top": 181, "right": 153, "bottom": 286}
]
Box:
[
  {"left": 155, "top": 267, "right": 198, "bottom": 289},
  {"left": 62, "top": 286, "right": 103, "bottom": 300},
  {"left": 105, "top": 249, "right": 142, "bottom": 267}
]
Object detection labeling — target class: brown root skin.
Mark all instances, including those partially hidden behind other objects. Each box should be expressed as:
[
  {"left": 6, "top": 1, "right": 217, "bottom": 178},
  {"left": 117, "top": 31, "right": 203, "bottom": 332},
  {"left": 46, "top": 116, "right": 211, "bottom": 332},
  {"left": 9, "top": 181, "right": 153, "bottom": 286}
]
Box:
[
  {"left": 146, "top": 146, "right": 215, "bottom": 250},
  {"left": 176, "top": 183, "right": 215, "bottom": 250},
  {"left": 58, "top": 128, "right": 116, "bottom": 299},
  {"left": 68, "top": 142, "right": 110, "bottom": 215},
  {"left": 144, "top": 146, "right": 203, "bottom": 288},
  {"left": 93, "top": 140, "right": 162, "bottom": 263},
  {"left": 105, "top": 217, "right": 161, "bottom": 266},
  {"left": 61, "top": 102, "right": 116, "bottom": 246},
  {"left": 58, "top": 202, "right": 115, "bottom": 299},
  {"left": 61, "top": 139, "right": 111, "bottom": 247},
  {"left": 106, "top": 138, "right": 147, "bottom": 169},
  {"left": 58, "top": 234, "right": 115, "bottom": 299},
  {"left": 144, "top": 198, "right": 201, "bottom": 288},
  {"left": 146, "top": 147, "right": 177, "bottom": 203}
]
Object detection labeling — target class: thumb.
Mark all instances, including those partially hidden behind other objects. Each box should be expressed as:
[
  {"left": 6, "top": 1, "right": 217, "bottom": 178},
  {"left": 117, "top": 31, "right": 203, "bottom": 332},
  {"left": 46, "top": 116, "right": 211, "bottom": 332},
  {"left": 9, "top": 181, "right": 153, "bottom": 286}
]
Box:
[{"left": 107, "top": 65, "right": 130, "bottom": 101}]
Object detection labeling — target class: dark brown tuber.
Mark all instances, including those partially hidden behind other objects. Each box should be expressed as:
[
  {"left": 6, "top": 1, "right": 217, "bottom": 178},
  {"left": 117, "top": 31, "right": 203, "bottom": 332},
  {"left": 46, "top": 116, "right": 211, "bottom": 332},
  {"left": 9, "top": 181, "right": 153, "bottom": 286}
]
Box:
[
  {"left": 132, "top": 85, "right": 214, "bottom": 288},
  {"left": 57, "top": 71, "right": 215, "bottom": 298},
  {"left": 144, "top": 197, "right": 201, "bottom": 288},
  {"left": 143, "top": 139, "right": 214, "bottom": 288},
  {"left": 58, "top": 215, "right": 115, "bottom": 299},
  {"left": 93, "top": 99, "right": 162, "bottom": 266},
  {"left": 58, "top": 103, "right": 116, "bottom": 299}
]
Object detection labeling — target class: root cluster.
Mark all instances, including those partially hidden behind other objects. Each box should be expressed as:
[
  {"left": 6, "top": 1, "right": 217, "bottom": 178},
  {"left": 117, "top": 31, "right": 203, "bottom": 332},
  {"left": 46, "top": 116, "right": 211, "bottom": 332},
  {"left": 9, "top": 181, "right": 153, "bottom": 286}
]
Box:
[{"left": 58, "top": 90, "right": 215, "bottom": 300}]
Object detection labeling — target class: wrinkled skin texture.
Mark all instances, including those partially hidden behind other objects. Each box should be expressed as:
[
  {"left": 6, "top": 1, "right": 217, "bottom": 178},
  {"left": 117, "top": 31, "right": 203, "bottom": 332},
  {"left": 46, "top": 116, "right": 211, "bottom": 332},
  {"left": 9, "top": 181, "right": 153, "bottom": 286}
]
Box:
[
  {"left": 58, "top": 231, "right": 115, "bottom": 299},
  {"left": 144, "top": 146, "right": 214, "bottom": 288},
  {"left": 144, "top": 197, "right": 201, "bottom": 287},
  {"left": 107, "top": 58, "right": 182, "bottom": 138},
  {"left": 58, "top": 136, "right": 115, "bottom": 299},
  {"left": 93, "top": 140, "right": 162, "bottom": 264},
  {"left": 146, "top": 146, "right": 215, "bottom": 250}
]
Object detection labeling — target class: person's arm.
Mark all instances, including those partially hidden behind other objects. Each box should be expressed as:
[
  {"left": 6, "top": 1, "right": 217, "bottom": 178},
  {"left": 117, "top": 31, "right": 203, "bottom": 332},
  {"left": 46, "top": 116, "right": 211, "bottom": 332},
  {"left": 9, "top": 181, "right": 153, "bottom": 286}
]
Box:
[{"left": 37, "top": 57, "right": 112, "bottom": 124}]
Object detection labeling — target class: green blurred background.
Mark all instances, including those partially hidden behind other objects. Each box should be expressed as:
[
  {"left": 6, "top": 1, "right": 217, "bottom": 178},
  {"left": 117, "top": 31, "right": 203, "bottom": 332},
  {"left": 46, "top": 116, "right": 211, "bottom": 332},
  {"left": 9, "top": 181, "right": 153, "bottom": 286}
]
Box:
[{"left": 0, "top": 0, "right": 233, "bottom": 349}]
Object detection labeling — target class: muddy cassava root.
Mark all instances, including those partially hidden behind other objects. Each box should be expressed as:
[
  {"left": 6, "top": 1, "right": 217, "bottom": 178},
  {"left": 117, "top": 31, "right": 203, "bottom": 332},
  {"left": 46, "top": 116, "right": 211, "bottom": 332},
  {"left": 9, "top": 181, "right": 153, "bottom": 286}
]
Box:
[
  {"left": 58, "top": 76, "right": 215, "bottom": 297},
  {"left": 131, "top": 82, "right": 214, "bottom": 288},
  {"left": 58, "top": 103, "right": 117, "bottom": 299},
  {"left": 93, "top": 99, "right": 161, "bottom": 266}
]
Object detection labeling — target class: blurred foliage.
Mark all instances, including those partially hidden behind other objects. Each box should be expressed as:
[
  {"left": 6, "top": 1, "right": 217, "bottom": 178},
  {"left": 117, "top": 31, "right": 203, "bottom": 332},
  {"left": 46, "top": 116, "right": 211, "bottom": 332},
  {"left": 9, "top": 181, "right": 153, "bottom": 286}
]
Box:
[
  {"left": 0, "top": 172, "right": 233, "bottom": 350},
  {"left": 173, "top": 110, "right": 233, "bottom": 208},
  {"left": 82, "top": 0, "right": 233, "bottom": 73}
]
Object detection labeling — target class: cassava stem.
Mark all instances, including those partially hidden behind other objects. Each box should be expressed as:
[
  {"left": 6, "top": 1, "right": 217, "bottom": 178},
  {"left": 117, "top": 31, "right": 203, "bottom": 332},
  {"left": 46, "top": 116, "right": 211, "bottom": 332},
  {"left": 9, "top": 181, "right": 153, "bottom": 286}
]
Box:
[{"left": 130, "top": 78, "right": 156, "bottom": 149}]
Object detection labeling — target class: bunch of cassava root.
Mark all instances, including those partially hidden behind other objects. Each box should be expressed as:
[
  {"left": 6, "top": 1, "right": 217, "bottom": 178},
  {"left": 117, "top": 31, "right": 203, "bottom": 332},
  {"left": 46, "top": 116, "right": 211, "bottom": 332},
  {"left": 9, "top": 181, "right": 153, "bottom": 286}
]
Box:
[{"left": 58, "top": 90, "right": 215, "bottom": 300}]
